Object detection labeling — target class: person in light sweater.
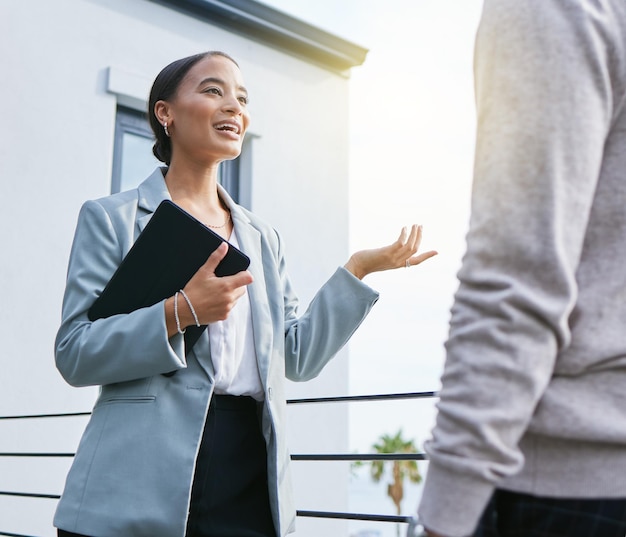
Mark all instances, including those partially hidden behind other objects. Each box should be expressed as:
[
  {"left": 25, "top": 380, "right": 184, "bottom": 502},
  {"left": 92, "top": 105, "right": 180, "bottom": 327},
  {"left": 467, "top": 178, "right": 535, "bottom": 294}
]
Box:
[{"left": 414, "top": 1, "right": 626, "bottom": 536}]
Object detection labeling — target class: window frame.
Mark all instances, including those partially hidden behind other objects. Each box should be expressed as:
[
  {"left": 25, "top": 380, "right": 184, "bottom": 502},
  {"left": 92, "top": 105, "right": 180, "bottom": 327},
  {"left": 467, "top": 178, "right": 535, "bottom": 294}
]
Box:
[{"left": 111, "top": 106, "right": 156, "bottom": 194}]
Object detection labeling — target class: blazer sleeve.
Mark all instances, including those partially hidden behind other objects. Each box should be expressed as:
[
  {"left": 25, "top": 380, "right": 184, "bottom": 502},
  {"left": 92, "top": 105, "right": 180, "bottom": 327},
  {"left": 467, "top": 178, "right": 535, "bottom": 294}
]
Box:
[
  {"left": 274, "top": 229, "right": 380, "bottom": 382},
  {"left": 55, "top": 200, "right": 186, "bottom": 387}
]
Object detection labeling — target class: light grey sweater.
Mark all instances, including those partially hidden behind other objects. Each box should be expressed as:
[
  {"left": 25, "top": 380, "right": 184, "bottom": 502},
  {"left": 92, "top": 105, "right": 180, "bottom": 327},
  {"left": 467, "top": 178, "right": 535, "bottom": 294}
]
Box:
[{"left": 418, "top": 1, "right": 626, "bottom": 535}]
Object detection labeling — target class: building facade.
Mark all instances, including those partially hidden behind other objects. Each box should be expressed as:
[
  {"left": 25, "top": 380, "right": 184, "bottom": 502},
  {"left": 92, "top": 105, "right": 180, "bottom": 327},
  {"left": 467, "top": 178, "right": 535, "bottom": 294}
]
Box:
[{"left": 0, "top": 1, "right": 367, "bottom": 535}]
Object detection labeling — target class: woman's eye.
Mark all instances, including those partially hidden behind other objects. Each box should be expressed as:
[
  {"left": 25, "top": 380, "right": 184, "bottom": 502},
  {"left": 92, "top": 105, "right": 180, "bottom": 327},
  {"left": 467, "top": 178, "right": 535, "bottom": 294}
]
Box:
[
  {"left": 238, "top": 96, "right": 249, "bottom": 105},
  {"left": 205, "top": 87, "right": 222, "bottom": 95}
]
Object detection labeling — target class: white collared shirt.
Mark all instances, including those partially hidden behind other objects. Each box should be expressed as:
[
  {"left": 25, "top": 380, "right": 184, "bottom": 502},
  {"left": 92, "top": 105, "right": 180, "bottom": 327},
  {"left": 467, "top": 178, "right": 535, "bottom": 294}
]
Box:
[{"left": 208, "top": 230, "right": 264, "bottom": 400}]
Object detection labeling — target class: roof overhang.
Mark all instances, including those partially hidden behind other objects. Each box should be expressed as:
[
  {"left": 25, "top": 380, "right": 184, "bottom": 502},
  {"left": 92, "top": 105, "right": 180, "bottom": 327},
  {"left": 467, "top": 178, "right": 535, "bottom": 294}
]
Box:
[{"left": 148, "top": 0, "right": 368, "bottom": 72}]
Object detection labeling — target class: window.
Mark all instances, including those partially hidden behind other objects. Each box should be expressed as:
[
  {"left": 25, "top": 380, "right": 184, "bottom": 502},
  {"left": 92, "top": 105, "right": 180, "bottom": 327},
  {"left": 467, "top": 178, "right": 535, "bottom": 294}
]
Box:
[
  {"left": 111, "top": 107, "right": 160, "bottom": 194},
  {"left": 111, "top": 106, "right": 245, "bottom": 205}
]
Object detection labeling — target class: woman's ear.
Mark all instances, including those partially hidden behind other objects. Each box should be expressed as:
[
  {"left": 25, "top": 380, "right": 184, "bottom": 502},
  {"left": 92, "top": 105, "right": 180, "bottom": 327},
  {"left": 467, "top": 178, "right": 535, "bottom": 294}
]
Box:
[{"left": 154, "top": 100, "right": 171, "bottom": 126}]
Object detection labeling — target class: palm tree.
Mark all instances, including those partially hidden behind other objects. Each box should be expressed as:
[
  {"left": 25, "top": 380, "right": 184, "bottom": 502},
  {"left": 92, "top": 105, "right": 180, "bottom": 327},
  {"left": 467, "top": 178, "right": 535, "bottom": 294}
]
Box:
[{"left": 370, "top": 430, "right": 422, "bottom": 537}]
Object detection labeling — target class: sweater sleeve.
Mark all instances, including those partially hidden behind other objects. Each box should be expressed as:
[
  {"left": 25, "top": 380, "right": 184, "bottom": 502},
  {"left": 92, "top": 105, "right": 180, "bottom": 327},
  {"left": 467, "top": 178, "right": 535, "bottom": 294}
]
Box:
[{"left": 418, "top": 1, "right": 615, "bottom": 535}]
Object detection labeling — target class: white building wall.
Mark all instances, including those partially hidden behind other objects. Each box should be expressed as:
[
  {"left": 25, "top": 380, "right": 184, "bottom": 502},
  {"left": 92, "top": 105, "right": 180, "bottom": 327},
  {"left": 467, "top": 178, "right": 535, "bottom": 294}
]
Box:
[{"left": 0, "top": 1, "right": 355, "bottom": 535}]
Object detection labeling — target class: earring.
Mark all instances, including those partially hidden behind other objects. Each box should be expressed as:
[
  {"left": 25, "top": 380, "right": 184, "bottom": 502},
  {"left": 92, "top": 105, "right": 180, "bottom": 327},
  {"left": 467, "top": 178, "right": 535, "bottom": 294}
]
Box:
[{"left": 163, "top": 122, "right": 170, "bottom": 137}]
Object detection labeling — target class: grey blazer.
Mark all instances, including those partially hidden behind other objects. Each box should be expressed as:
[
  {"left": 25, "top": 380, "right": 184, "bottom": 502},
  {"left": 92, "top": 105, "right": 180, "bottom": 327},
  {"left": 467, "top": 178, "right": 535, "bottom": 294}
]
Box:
[{"left": 53, "top": 168, "right": 379, "bottom": 537}]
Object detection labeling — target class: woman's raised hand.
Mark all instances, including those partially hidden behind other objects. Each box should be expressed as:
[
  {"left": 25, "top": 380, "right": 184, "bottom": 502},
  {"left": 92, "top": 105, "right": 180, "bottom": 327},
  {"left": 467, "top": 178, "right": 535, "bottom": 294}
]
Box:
[{"left": 344, "top": 224, "right": 437, "bottom": 280}]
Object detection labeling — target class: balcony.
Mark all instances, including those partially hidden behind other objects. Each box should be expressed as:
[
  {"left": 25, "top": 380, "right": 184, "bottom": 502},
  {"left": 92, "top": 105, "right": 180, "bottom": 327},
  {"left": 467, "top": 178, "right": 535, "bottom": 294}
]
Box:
[{"left": 0, "top": 390, "right": 436, "bottom": 537}]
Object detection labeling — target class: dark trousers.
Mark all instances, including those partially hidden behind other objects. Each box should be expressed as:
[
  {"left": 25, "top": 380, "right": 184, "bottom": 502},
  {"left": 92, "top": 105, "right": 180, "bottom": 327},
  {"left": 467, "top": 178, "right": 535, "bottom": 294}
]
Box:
[
  {"left": 473, "top": 489, "right": 626, "bottom": 537},
  {"left": 58, "top": 395, "right": 276, "bottom": 537},
  {"left": 186, "top": 394, "right": 276, "bottom": 537}
]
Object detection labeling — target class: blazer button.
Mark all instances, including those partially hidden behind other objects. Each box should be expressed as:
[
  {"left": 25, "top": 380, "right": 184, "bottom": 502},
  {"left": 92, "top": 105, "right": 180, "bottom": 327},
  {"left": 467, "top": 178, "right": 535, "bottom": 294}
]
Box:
[{"left": 268, "top": 387, "right": 273, "bottom": 401}]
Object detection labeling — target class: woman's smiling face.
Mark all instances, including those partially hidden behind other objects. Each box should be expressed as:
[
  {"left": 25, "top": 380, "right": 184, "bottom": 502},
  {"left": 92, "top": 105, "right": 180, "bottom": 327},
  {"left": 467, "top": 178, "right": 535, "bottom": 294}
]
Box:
[{"left": 161, "top": 54, "right": 250, "bottom": 165}]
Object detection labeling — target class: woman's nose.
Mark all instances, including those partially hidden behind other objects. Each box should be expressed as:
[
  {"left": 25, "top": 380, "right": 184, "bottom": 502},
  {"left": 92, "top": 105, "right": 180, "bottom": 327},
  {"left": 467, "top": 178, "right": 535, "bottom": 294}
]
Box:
[{"left": 222, "top": 95, "right": 243, "bottom": 114}]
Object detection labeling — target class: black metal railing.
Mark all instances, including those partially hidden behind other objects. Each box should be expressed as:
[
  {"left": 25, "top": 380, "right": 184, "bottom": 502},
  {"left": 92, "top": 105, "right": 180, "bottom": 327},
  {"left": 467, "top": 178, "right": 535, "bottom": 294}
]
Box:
[{"left": 0, "top": 390, "right": 437, "bottom": 536}]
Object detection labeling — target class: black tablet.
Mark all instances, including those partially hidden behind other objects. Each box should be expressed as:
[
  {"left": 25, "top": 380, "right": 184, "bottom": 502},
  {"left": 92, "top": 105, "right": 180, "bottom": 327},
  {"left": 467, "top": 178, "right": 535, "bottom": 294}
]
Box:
[{"left": 88, "top": 199, "right": 250, "bottom": 321}]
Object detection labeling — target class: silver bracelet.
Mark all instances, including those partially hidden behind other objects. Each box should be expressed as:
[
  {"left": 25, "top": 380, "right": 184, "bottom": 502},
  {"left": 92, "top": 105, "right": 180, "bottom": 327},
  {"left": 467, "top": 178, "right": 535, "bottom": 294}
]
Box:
[
  {"left": 179, "top": 289, "right": 200, "bottom": 327},
  {"left": 174, "top": 291, "right": 185, "bottom": 335}
]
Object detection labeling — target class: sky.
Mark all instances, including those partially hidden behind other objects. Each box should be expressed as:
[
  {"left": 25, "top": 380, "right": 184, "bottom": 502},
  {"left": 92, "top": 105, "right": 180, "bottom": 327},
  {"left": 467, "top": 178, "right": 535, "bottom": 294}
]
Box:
[{"left": 259, "top": 0, "right": 485, "bottom": 459}]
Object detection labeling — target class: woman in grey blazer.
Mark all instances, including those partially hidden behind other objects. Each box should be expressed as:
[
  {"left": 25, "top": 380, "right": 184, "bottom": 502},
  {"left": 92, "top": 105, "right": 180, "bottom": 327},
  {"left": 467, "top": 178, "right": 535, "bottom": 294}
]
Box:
[{"left": 54, "top": 51, "right": 436, "bottom": 537}]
